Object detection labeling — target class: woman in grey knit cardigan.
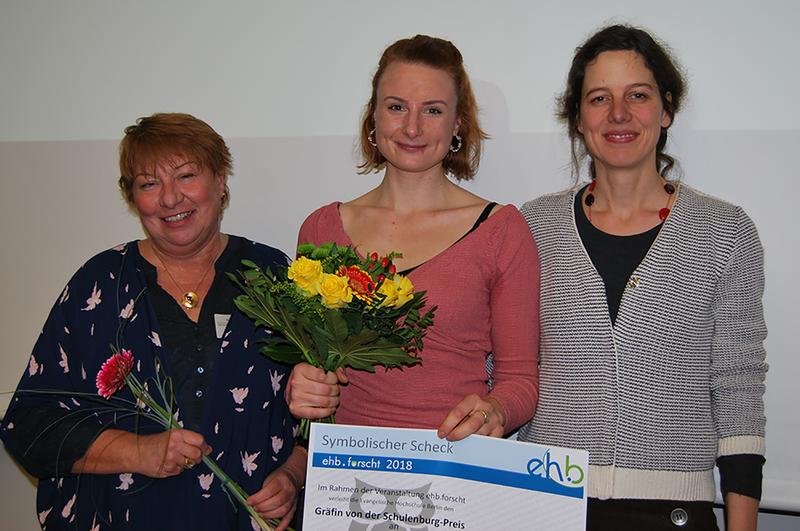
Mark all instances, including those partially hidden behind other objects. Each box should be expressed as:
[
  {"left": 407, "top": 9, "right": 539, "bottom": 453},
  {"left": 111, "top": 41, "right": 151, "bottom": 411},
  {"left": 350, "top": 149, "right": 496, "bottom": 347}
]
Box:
[{"left": 519, "top": 25, "right": 767, "bottom": 531}]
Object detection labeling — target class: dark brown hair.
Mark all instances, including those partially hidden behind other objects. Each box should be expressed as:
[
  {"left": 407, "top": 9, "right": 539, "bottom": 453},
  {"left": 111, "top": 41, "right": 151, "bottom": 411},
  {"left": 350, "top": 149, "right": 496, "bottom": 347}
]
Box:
[
  {"left": 118, "top": 113, "right": 232, "bottom": 206},
  {"left": 357, "top": 35, "right": 488, "bottom": 180},
  {"left": 558, "top": 25, "right": 686, "bottom": 179}
]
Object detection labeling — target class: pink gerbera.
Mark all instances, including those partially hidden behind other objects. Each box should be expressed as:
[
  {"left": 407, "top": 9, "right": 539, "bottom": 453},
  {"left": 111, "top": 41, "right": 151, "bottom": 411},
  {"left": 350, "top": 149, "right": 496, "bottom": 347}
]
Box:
[{"left": 96, "top": 350, "right": 134, "bottom": 399}]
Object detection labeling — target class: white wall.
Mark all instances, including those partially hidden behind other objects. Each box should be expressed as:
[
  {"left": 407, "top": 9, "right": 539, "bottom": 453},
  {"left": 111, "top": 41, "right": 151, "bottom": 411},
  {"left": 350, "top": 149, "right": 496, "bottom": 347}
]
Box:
[{"left": 1, "top": 1, "right": 798, "bottom": 528}]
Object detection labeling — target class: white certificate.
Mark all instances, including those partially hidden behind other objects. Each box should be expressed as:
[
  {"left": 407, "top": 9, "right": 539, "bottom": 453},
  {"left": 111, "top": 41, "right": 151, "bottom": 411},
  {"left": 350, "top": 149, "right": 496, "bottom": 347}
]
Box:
[{"left": 303, "top": 423, "right": 588, "bottom": 530}]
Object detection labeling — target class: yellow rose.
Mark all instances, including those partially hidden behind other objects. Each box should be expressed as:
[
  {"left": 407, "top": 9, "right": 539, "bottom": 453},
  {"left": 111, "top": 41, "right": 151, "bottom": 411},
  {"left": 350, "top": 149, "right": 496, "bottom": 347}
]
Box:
[
  {"left": 288, "top": 256, "right": 323, "bottom": 296},
  {"left": 393, "top": 274, "right": 414, "bottom": 308},
  {"left": 377, "top": 278, "right": 399, "bottom": 307},
  {"left": 318, "top": 273, "right": 353, "bottom": 308}
]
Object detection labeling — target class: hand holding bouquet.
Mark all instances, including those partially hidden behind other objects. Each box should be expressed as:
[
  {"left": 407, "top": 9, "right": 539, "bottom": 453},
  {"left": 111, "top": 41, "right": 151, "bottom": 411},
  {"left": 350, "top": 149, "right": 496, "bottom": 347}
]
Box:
[{"left": 229, "top": 243, "right": 435, "bottom": 436}]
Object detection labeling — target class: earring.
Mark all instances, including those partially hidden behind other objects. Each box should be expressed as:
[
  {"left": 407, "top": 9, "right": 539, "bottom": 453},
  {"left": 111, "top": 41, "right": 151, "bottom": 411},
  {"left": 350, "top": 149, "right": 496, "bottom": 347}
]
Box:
[
  {"left": 368, "top": 128, "right": 377, "bottom": 147},
  {"left": 450, "top": 134, "right": 462, "bottom": 153}
]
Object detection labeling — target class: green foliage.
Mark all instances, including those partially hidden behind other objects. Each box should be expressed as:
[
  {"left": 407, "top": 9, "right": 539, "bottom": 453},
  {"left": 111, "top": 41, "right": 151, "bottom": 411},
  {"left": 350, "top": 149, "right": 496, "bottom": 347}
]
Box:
[{"left": 227, "top": 244, "right": 436, "bottom": 376}]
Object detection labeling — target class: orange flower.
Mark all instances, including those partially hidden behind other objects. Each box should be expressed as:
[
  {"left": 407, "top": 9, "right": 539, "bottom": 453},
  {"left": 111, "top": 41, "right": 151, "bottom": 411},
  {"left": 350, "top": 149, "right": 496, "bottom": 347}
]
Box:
[{"left": 338, "top": 265, "right": 376, "bottom": 301}]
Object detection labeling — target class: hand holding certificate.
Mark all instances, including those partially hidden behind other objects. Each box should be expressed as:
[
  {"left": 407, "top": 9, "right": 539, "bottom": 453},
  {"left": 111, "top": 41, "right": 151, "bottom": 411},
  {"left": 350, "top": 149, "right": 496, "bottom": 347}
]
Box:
[{"left": 304, "top": 424, "right": 588, "bottom": 530}]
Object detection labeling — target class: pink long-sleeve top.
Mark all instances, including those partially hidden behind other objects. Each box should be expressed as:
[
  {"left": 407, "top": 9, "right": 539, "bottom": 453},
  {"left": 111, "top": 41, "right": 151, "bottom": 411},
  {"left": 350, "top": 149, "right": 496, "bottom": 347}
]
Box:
[{"left": 297, "top": 202, "right": 540, "bottom": 431}]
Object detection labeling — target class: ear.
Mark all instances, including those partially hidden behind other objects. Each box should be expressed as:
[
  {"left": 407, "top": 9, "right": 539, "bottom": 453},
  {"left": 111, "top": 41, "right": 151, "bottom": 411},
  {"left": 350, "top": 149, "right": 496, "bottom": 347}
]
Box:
[
  {"left": 576, "top": 114, "right": 584, "bottom": 135},
  {"left": 453, "top": 117, "right": 462, "bottom": 136},
  {"left": 661, "top": 92, "right": 673, "bottom": 128},
  {"left": 216, "top": 173, "right": 227, "bottom": 196}
]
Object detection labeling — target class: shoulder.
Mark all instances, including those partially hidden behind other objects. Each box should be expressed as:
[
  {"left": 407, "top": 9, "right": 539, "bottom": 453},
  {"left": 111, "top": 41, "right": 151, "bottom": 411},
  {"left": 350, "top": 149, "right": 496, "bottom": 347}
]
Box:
[
  {"left": 677, "top": 184, "right": 762, "bottom": 243},
  {"left": 302, "top": 202, "right": 341, "bottom": 227},
  {"left": 520, "top": 187, "right": 577, "bottom": 220},
  {"left": 229, "top": 235, "right": 289, "bottom": 269},
  {"left": 68, "top": 241, "right": 138, "bottom": 286}
]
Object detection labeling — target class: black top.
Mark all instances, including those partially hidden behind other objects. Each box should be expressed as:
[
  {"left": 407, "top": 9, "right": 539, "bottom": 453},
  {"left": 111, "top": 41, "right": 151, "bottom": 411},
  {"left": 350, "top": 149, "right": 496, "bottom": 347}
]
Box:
[
  {"left": 574, "top": 185, "right": 764, "bottom": 500},
  {"left": 574, "top": 187, "right": 660, "bottom": 324},
  {"left": 141, "top": 235, "right": 247, "bottom": 431}
]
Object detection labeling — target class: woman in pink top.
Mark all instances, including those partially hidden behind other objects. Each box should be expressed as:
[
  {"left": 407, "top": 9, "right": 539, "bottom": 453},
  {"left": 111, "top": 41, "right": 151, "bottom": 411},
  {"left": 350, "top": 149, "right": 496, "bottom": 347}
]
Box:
[{"left": 288, "top": 35, "right": 540, "bottom": 441}]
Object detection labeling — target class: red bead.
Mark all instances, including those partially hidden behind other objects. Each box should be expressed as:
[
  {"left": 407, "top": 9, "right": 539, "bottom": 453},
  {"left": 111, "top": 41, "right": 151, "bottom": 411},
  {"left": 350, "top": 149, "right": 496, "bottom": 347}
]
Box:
[{"left": 659, "top": 207, "right": 670, "bottom": 220}]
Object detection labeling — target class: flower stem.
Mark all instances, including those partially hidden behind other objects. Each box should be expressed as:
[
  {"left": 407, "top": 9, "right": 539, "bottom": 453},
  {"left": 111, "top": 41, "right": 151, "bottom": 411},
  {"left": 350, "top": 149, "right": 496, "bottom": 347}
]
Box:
[{"left": 201, "top": 455, "right": 274, "bottom": 531}]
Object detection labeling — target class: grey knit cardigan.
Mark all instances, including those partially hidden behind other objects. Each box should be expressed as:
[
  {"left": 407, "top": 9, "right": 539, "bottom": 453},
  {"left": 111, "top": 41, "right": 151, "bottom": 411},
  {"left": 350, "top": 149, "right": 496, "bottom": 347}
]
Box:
[{"left": 518, "top": 183, "right": 767, "bottom": 501}]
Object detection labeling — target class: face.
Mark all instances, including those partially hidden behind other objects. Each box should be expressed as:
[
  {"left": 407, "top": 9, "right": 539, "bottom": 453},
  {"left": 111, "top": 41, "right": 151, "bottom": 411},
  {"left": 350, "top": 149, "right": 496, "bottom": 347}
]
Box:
[
  {"left": 373, "top": 61, "right": 461, "bottom": 177},
  {"left": 131, "top": 154, "right": 226, "bottom": 256},
  {"left": 578, "top": 50, "right": 671, "bottom": 177}
]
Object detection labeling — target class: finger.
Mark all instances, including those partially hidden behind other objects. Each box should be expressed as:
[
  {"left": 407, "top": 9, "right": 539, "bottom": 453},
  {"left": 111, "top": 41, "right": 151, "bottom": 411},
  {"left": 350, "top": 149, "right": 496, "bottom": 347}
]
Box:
[
  {"left": 291, "top": 363, "right": 330, "bottom": 385},
  {"left": 335, "top": 367, "right": 349, "bottom": 384},
  {"left": 436, "top": 396, "right": 478, "bottom": 438},
  {"left": 272, "top": 507, "right": 297, "bottom": 531},
  {"left": 444, "top": 412, "right": 486, "bottom": 442}
]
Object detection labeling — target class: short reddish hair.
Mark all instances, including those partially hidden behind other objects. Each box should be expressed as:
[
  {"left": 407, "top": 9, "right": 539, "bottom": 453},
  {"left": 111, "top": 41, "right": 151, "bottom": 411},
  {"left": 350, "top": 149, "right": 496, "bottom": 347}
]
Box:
[{"left": 118, "top": 113, "right": 232, "bottom": 206}]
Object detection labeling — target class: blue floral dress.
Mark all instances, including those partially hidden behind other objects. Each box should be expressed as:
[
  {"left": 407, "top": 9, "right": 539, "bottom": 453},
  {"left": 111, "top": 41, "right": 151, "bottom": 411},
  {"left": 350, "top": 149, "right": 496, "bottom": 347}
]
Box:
[{"left": 1, "top": 238, "right": 296, "bottom": 530}]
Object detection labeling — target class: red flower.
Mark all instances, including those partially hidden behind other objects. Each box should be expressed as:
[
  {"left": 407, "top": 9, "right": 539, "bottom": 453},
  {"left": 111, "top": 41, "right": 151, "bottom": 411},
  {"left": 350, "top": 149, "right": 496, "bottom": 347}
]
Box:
[
  {"left": 338, "top": 265, "right": 376, "bottom": 297},
  {"left": 96, "top": 350, "right": 134, "bottom": 399}
]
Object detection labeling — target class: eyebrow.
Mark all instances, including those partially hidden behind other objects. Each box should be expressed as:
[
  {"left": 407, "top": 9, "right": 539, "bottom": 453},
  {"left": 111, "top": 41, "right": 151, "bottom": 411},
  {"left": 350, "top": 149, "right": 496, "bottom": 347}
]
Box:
[
  {"left": 584, "top": 82, "right": 655, "bottom": 97},
  {"left": 134, "top": 160, "right": 197, "bottom": 178},
  {"left": 383, "top": 96, "right": 450, "bottom": 106}
]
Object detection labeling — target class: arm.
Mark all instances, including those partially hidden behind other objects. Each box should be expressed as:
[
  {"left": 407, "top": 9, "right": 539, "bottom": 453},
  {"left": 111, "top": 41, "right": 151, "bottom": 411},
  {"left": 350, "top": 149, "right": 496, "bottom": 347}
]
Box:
[
  {"left": 247, "top": 444, "right": 308, "bottom": 530},
  {"left": 724, "top": 493, "right": 759, "bottom": 531},
  {"left": 482, "top": 209, "right": 541, "bottom": 431},
  {"left": 438, "top": 209, "right": 541, "bottom": 440},
  {"left": 710, "top": 208, "right": 768, "bottom": 527},
  {"left": 71, "top": 428, "right": 210, "bottom": 478}
]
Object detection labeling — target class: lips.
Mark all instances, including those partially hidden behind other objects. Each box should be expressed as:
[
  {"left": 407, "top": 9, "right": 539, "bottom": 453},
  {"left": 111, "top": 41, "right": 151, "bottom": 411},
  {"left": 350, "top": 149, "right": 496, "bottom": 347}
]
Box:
[
  {"left": 162, "top": 210, "right": 194, "bottom": 223},
  {"left": 603, "top": 131, "right": 639, "bottom": 143},
  {"left": 396, "top": 142, "right": 427, "bottom": 152}
]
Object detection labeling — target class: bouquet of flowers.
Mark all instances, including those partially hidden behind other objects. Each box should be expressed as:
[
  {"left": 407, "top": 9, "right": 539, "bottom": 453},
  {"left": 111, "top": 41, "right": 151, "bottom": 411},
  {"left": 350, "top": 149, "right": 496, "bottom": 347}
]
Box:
[
  {"left": 229, "top": 242, "right": 436, "bottom": 436},
  {"left": 96, "top": 347, "right": 279, "bottom": 531}
]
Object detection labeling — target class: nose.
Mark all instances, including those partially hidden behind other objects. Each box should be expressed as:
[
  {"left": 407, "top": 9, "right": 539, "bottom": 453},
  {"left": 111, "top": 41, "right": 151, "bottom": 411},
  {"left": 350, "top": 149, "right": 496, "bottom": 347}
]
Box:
[
  {"left": 403, "top": 110, "right": 422, "bottom": 138},
  {"left": 159, "top": 178, "right": 183, "bottom": 208},
  {"left": 609, "top": 98, "right": 631, "bottom": 123}
]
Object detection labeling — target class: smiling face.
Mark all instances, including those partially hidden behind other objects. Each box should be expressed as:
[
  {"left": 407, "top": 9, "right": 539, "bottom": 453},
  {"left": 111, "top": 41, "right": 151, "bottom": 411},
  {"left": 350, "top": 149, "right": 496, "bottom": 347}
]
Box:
[
  {"left": 578, "top": 50, "right": 672, "bottom": 177},
  {"left": 373, "top": 61, "right": 461, "bottom": 178},
  {"left": 131, "top": 155, "right": 226, "bottom": 256}
]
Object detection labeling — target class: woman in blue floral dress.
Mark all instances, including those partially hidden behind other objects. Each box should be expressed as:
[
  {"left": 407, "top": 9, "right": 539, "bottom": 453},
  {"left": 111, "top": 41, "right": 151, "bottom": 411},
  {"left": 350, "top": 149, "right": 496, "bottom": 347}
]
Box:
[{"left": 1, "top": 113, "right": 305, "bottom": 530}]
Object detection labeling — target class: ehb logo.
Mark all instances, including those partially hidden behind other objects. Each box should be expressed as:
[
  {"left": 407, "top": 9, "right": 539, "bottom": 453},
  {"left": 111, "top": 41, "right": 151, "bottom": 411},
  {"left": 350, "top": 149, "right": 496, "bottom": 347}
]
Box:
[{"left": 526, "top": 449, "right": 585, "bottom": 486}]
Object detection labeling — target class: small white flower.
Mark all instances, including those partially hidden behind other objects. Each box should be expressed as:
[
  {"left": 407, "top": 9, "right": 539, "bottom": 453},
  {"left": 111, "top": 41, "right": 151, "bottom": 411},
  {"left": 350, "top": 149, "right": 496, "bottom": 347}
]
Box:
[
  {"left": 81, "top": 282, "right": 102, "bottom": 311},
  {"left": 59, "top": 344, "right": 69, "bottom": 373},
  {"left": 230, "top": 387, "right": 249, "bottom": 405},
  {"left": 61, "top": 494, "right": 76, "bottom": 518},
  {"left": 241, "top": 451, "right": 260, "bottom": 477},
  {"left": 149, "top": 331, "right": 162, "bottom": 347},
  {"left": 270, "top": 370, "right": 284, "bottom": 396},
  {"left": 120, "top": 298, "right": 135, "bottom": 319},
  {"left": 271, "top": 436, "right": 284, "bottom": 455},
  {"left": 38, "top": 507, "right": 52, "bottom": 524},
  {"left": 116, "top": 473, "right": 134, "bottom": 491},
  {"left": 199, "top": 473, "right": 214, "bottom": 491}
]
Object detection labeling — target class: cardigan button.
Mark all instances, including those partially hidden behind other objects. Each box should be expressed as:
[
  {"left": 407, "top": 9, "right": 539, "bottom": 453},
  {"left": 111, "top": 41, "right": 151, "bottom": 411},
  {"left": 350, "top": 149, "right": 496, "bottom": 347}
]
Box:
[{"left": 670, "top": 507, "right": 688, "bottom": 526}]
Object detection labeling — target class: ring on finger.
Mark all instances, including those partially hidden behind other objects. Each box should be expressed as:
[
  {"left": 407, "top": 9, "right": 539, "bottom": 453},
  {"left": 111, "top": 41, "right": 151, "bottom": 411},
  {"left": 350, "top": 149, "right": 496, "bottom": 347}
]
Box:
[
  {"left": 183, "top": 457, "right": 194, "bottom": 470},
  {"left": 474, "top": 410, "right": 489, "bottom": 425}
]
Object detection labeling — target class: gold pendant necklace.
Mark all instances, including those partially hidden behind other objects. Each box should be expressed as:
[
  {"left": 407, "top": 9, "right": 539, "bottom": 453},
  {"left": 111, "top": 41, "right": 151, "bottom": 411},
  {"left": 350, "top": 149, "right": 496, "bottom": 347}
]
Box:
[{"left": 151, "top": 238, "right": 220, "bottom": 310}]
